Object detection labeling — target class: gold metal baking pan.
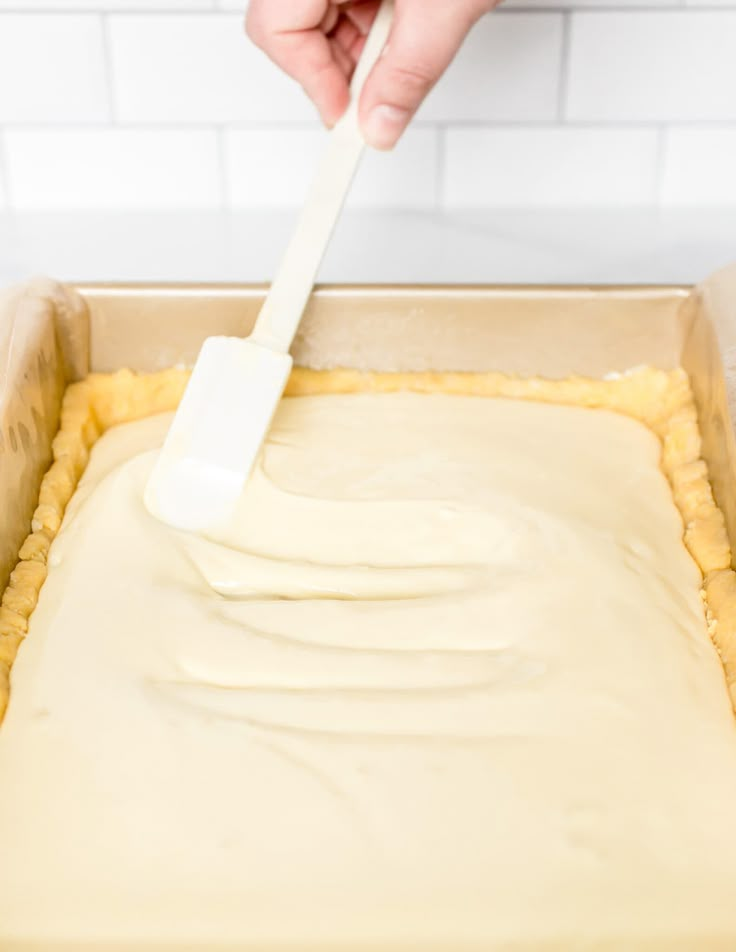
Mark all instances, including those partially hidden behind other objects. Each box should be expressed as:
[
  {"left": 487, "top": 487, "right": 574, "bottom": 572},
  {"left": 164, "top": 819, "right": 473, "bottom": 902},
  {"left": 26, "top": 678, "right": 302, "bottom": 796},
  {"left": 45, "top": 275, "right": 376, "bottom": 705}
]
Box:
[{"left": 2, "top": 274, "right": 736, "bottom": 591}]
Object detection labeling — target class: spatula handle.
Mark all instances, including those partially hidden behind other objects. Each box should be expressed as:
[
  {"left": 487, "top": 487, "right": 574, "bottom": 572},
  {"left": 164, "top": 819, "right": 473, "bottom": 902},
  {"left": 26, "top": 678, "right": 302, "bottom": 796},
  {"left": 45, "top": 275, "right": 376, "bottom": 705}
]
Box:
[{"left": 252, "top": 0, "right": 394, "bottom": 352}]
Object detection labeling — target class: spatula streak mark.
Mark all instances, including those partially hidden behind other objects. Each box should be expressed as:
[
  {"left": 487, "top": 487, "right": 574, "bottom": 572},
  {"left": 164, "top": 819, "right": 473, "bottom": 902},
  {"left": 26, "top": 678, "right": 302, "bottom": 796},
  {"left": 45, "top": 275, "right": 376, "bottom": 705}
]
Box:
[
  {"left": 253, "top": 736, "right": 358, "bottom": 818},
  {"left": 214, "top": 587, "right": 479, "bottom": 604},
  {"left": 210, "top": 610, "right": 512, "bottom": 658},
  {"left": 153, "top": 675, "right": 525, "bottom": 698},
  {"left": 183, "top": 534, "right": 482, "bottom": 602},
  {"left": 152, "top": 690, "right": 543, "bottom": 749},
  {"left": 152, "top": 682, "right": 533, "bottom": 745}
]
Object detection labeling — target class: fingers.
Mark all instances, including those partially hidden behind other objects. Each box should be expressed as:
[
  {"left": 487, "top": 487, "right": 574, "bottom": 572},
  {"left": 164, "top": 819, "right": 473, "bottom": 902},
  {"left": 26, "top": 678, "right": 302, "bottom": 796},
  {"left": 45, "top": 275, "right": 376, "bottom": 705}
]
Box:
[
  {"left": 246, "top": 0, "right": 488, "bottom": 139},
  {"left": 359, "top": 0, "right": 486, "bottom": 150},
  {"left": 331, "top": 16, "right": 363, "bottom": 62},
  {"left": 246, "top": 0, "right": 350, "bottom": 125},
  {"left": 319, "top": 4, "right": 340, "bottom": 34},
  {"left": 343, "top": 0, "right": 382, "bottom": 36}
]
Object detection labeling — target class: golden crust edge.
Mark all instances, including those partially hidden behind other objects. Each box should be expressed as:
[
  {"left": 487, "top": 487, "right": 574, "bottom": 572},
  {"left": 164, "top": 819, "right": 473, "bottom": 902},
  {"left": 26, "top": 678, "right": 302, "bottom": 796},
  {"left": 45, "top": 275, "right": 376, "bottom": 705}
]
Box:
[{"left": 1, "top": 365, "right": 735, "bottom": 721}]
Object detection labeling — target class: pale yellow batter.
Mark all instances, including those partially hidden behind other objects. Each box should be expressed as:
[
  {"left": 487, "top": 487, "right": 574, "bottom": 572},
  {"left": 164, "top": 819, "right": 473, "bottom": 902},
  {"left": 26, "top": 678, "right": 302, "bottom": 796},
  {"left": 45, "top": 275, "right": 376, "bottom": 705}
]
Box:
[{"left": 2, "top": 374, "right": 736, "bottom": 950}]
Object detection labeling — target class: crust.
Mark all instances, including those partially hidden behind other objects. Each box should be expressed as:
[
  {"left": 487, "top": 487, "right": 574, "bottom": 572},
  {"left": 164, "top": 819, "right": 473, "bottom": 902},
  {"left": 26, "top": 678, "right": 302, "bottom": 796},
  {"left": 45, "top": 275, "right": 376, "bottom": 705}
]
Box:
[{"left": 1, "top": 365, "right": 735, "bottom": 721}]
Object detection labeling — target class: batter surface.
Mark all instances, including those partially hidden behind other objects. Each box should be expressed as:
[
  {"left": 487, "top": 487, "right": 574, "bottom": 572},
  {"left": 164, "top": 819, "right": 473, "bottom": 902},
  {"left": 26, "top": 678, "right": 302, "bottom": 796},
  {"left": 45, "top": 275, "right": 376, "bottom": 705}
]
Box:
[{"left": 2, "top": 390, "right": 736, "bottom": 950}]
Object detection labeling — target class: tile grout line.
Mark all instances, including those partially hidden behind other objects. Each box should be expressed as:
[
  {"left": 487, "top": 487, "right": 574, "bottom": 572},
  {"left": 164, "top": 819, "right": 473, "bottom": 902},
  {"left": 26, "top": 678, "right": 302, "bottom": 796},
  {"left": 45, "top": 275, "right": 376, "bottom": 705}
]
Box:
[
  {"left": 498, "top": 4, "right": 736, "bottom": 10},
  {"left": 0, "top": 127, "right": 13, "bottom": 212},
  {"left": 0, "top": 5, "right": 225, "bottom": 13},
  {"left": 6, "top": 5, "right": 736, "bottom": 14},
  {"left": 556, "top": 10, "right": 572, "bottom": 122},
  {"left": 435, "top": 125, "right": 447, "bottom": 211},
  {"left": 653, "top": 123, "right": 668, "bottom": 206},
  {"left": 216, "top": 126, "right": 230, "bottom": 211},
  {"left": 4, "top": 120, "right": 736, "bottom": 132},
  {"left": 0, "top": 6, "right": 252, "bottom": 14},
  {"left": 100, "top": 12, "right": 117, "bottom": 124}
]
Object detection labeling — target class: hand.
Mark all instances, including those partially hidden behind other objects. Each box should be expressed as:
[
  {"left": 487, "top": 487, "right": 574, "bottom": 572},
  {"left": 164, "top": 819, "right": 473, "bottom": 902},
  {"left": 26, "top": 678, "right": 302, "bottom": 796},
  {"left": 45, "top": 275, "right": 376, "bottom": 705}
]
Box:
[{"left": 246, "top": 0, "right": 496, "bottom": 150}]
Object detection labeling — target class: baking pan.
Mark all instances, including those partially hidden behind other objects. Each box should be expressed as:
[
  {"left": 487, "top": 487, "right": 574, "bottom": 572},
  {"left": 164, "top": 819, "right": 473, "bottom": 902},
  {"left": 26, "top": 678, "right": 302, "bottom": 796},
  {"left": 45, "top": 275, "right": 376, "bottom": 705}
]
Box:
[
  {"left": 3, "top": 272, "right": 736, "bottom": 951},
  {"left": 2, "top": 273, "right": 736, "bottom": 592}
]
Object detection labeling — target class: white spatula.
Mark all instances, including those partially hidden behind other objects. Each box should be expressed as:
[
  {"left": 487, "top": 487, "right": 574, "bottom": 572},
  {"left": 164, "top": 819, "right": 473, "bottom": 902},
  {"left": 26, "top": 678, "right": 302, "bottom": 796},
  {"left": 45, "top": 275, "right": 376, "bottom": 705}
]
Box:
[{"left": 145, "top": 0, "right": 394, "bottom": 531}]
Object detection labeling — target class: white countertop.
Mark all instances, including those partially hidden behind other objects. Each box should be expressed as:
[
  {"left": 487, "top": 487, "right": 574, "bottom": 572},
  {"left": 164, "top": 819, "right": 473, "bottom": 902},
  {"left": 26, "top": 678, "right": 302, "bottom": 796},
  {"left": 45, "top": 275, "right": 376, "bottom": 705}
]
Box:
[{"left": 0, "top": 207, "right": 735, "bottom": 287}]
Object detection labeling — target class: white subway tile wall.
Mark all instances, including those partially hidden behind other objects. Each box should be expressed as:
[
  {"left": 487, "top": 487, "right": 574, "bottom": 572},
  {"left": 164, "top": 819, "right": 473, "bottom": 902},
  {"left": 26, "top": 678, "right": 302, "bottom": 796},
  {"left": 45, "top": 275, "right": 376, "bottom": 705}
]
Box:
[
  {"left": 444, "top": 128, "right": 660, "bottom": 206},
  {"left": 225, "top": 127, "right": 439, "bottom": 208},
  {"left": 0, "top": 15, "right": 109, "bottom": 123},
  {"left": 0, "top": 2, "right": 733, "bottom": 209},
  {"left": 109, "top": 15, "right": 314, "bottom": 122},
  {"left": 661, "top": 128, "right": 736, "bottom": 205},
  {"left": 4, "top": 130, "right": 222, "bottom": 208},
  {"left": 566, "top": 12, "right": 736, "bottom": 121},
  {"left": 418, "top": 14, "right": 563, "bottom": 122}
]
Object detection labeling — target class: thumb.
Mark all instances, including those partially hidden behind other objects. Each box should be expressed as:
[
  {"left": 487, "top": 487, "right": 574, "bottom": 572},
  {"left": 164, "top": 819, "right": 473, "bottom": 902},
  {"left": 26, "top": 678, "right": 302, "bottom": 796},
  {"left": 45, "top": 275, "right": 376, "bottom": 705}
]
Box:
[{"left": 359, "top": 0, "right": 485, "bottom": 150}]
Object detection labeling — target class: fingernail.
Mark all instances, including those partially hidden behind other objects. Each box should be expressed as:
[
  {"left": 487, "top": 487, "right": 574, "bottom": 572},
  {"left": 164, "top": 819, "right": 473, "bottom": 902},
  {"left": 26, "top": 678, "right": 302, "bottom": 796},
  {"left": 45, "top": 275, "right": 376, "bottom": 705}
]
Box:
[{"left": 363, "top": 104, "right": 409, "bottom": 151}]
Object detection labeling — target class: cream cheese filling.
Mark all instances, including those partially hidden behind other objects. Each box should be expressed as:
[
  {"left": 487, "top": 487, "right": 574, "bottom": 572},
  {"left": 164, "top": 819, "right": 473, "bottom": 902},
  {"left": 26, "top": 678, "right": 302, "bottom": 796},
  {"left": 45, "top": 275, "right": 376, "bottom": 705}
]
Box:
[{"left": 2, "top": 390, "right": 736, "bottom": 948}]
